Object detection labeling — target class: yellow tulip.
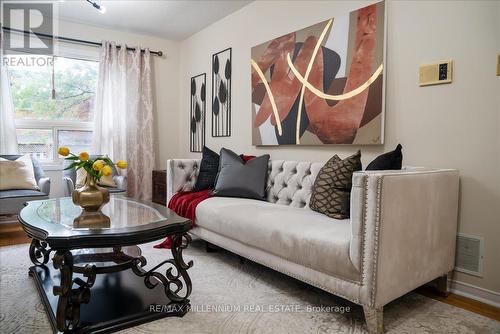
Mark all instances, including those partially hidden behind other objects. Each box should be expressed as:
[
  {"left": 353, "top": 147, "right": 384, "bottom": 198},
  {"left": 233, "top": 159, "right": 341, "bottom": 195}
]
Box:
[
  {"left": 58, "top": 147, "right": 70, "bottom": 156},
  {"left": 79, "top": 152, "right": 89, "bottom": 161},
  {"left": 116, "top": 160, "right": 128, "bottom": 169},
  {"left": 101, "top": 165, "right": 112, "bottom": 176},
  {"left": 92, "top": 160, "right": 105, "bottom": 171}
]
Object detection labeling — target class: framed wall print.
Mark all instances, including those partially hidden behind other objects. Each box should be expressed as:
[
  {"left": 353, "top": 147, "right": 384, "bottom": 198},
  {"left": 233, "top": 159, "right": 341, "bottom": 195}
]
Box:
[
  {"left": 190, "top": 73, "right": 206, "bottom": 152},
  {"left": 211, "top": 47, "right": 232, "bottom": 137},
  {"left": 251, "top": 1, "right": 386, "bottom": 145}
]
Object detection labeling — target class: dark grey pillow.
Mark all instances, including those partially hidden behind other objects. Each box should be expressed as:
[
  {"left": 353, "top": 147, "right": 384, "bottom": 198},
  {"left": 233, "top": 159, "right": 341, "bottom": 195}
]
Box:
[{"left": 212, "top": 148, "right": 270, "bottom": 200}]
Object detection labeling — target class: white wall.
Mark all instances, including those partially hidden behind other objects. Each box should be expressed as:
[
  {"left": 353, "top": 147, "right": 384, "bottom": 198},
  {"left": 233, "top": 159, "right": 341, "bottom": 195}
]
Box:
[
  {"left": 44, "top": 18, "right": 181, "bottom": 197},
  {"left": 177, "top": 1, "right": 500, "bottom": 295}
]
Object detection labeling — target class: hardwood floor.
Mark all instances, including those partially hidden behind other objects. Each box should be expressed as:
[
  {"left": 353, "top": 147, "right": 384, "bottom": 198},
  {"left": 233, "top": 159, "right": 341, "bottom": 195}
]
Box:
[
  {"left": 1, "top": 219, "right": 498, "bottom": 322},
  {"left": 0, "top": 215, "right": 30, "bottom": 247},
  {"left": 415, "top": 285, "right": 500, "bottom": 321}
]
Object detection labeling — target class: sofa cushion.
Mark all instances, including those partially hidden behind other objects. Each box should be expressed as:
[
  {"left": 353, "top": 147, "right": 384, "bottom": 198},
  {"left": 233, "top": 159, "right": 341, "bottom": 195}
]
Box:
[
  {"left": 212, "top": 148, "right": 270, "bottom": 200},
  {"left": 309, "top": 151, "right": 362, "bottom": 219},
  {"left": 0, "top": 190, "right": 48, "bottom": 215},
  {"left": 0, "top": 155, "right": 39, "bottom": 191},
  {"left": 366, "top": 144, "right": 403, "bottom": 170},
  {"left": 307, "top": 154, "right": 341, "bottom": 210},
  {"left": 0, "top": 154, "right": 44, "bottom": 183},
  {"left": 0, "top": 189, "right": 47, "bottom": 199},
  {"left": 193, "top": 146, "right": 219, "bottom": 191},
  {"left": 195, "top": 197, "right": 359, "bottom": 280}
]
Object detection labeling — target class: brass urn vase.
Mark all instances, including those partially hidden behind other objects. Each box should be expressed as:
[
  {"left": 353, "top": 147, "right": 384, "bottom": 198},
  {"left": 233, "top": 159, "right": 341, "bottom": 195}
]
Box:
[{"left": 72, "top": 177, "right": 110, "bottom": 212}]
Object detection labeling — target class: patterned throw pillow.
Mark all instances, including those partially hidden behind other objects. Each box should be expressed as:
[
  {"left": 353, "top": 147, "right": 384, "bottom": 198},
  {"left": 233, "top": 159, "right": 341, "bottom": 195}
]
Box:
[
  {"left": 193, "top": 146, "right": 220, "bottom": 191},
  {"left": 309, "top": 151, "right": 362, "bottom": 219}
]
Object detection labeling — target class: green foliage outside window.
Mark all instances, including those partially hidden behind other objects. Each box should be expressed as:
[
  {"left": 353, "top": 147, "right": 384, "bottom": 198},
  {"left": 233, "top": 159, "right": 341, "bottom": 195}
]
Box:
[{"left": 8, "top": 56, "right": 98, "bottom": 122}]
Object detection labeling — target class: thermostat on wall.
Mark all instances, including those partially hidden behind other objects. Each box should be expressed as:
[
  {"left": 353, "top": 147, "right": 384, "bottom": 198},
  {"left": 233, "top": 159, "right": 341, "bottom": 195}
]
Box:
[{"left": 419, "top": 60, "right": 453, "bottom": 86}]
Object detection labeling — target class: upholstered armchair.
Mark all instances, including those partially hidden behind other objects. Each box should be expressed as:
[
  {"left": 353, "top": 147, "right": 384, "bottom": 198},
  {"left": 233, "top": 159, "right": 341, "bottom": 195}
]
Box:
[
  {"left": 0, "top": 155, "right": 51, "bottom": 215},
  {"left": 62, "top": 155, "right": 127, "bottom": 196}
]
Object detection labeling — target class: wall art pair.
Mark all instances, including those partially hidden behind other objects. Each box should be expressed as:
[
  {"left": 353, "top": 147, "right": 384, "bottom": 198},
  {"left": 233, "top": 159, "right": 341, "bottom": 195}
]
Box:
[
  {"left": 190, "top": 48, "right": 232, "bottom": 152},
  {"left": 190, "top": 0, "right": 386, "bottom": 151}
]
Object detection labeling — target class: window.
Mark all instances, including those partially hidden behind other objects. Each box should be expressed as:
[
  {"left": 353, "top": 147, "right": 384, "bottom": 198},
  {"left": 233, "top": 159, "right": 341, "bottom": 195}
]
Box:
[
  {"left": 57, "top": 130, "right": 93, "bottom": 155},
  {"left": 16, "top": 128, "right": 54, "bottom": 161},
  {"left": 8, "top": 55, "right": 98, "bottom": 165}
]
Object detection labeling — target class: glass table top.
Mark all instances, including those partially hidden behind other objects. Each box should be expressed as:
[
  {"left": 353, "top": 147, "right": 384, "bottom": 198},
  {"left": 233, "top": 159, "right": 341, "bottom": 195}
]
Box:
[{"left": 36, "top": 197, "right": 167, "bottom": 230}]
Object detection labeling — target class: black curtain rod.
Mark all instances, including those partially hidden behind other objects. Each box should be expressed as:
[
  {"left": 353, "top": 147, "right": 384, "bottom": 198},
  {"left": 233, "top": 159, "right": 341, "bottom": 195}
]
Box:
[{"left": 1, "top": 27, "right": 164, "bottom": 56}]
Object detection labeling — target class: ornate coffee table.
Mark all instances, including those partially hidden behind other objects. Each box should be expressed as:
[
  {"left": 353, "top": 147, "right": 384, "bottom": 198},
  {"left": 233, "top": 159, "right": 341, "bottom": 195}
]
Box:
[{"left": 18, "top": 197, "right": 193, "bottom": 333}]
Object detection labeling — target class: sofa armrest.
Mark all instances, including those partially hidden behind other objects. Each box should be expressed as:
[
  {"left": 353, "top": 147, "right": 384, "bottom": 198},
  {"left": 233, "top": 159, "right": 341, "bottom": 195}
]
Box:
[
  {"left": 63, "top": 176, "right": 74, "bottom": 197},
  {"left": 166, "top": 159, "right": 201, "bottom": 204},
  {"left": 350, "top": 169, "right": 459, "bottom": 308},
  {"left": 38, "top": 177, "right": 51, "bottom": 195},
  {"left": 113, "top": 175, "right": 127, "bottom": 190}
]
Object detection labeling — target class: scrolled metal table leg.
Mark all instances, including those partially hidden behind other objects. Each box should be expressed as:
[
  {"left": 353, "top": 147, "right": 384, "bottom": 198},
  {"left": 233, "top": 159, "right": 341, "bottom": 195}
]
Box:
[
  {"left": 52, "top": 250, "right": 96, "bottom": 333},
  {"left": 132, "top": 233, "right": 193, "bottom": 302},
  {"left": 169, "top": 233, "right": 193, "bottom": 301},
  {"left": 53, "top": 250, "right": 75, "bottom": 332},
  {"left": 29, "top": 239, "right": 52, "bottom": 266}
]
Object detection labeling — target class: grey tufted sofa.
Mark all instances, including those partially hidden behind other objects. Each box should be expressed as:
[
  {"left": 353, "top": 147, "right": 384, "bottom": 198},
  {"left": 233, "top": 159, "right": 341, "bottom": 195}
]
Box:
[
  {"left": 167, "top": 158, "right": 460, "bottom": 333},
  {"left": 0, "top": 155, "right": 51, "bottom": 216}
]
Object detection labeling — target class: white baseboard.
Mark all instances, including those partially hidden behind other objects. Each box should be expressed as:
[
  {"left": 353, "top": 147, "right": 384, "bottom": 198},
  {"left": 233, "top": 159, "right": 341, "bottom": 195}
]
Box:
[{"left": 450, "top": 279, "right": 500, "bottom": 308}]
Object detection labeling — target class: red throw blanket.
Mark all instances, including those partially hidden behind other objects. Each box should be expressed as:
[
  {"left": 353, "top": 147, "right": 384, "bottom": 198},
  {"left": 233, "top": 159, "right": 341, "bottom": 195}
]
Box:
[
  {"left": 154, "top": 189, "right": 212, "bottom": 249},
  {"left": 154, "top": 155, "right": 254, "bottom": 249}
]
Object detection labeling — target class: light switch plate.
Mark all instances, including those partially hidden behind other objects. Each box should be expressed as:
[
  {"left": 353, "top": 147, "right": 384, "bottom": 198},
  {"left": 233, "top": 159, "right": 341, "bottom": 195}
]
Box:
[{"left": 419, "top": 60, "right": 453, "bottom": 86}]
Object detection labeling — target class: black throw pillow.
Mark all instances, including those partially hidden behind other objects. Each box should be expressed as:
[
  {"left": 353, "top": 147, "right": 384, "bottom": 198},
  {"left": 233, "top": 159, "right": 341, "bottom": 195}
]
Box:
[
  {"left": 366, "top": 144, "right": 403, "bottom": 170},
  {"left": 193, "top": 146, "right": 220, "bottom": 191},
  {"left": 212, "top": 148, "right": 270, "bottom": 200}
]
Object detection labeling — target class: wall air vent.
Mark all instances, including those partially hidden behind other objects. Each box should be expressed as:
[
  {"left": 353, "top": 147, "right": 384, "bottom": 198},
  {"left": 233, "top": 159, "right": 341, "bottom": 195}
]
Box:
[{"left": 454, "top": 234, "right": 483, "bottom": 277}]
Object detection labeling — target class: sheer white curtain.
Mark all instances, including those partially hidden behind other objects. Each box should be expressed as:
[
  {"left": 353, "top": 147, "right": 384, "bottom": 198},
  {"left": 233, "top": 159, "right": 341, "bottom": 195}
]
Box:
[
  {"left": 92, "top": 41, "right": 155, "bottom": 200},
  {"left": 0, "top": 59, "right": 18, "bottom": 154}
]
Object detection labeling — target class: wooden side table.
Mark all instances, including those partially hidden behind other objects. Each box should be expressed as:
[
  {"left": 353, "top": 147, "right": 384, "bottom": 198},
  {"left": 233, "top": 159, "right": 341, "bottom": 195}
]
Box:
[{"left": 152, "top": 170, "right": 167, "bottom": 206}]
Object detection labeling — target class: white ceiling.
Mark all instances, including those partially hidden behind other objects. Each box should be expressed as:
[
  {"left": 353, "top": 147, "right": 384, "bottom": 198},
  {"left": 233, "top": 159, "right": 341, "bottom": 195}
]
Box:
[{"left": 57, "top": 0, "right": 252, "bottom": 41}]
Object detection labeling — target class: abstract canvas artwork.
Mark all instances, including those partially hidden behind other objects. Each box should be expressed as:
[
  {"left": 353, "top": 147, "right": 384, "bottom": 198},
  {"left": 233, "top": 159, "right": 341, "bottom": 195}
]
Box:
[
  {"left": 251, "top": 1, "right": 385, "bottom": 146},
  {"left": 190, "top": 73, "right": 206, "bottom": 152},
  {"left": 212, "top": 48, "right": 232, "bottom": 137}
]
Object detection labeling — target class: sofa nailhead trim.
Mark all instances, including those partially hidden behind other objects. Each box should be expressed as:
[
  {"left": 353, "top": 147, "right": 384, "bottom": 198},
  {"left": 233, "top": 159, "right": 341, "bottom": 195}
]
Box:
[
  {"left": 356, "top": 174, "right": 384, "bottom": 307},
  {"left": 360, "top": 175, "right": 369, "bottom": 284},
  {"left": 369, "top": 176, "right": 383, "bottom": 307}
]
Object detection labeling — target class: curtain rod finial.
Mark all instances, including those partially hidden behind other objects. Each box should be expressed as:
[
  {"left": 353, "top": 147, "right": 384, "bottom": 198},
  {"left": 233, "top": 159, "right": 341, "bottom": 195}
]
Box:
[{"left": 158, "top": 51, "right": 163, "bottom": 57}]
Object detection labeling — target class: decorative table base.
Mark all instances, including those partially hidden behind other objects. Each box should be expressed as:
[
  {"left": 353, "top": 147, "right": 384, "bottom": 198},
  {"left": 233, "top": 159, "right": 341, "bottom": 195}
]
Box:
[
  {"left": 19, "top": 197, "right": 194, "bottom": 334},
  {"left": 29, "top": 263, "right": 190, "bottom": 333}
]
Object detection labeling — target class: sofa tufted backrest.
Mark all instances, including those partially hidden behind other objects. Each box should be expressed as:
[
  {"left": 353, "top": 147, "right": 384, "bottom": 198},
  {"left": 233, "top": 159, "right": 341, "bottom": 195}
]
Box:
[
  {"left": 266, "top": 160, "right": 323, "bottom": 208},
  {"left": 167, "top": 158, "right": 323, "bottom": 209},
  {"left": 167, "top": 159, "right": 201, "bottom": 199}
]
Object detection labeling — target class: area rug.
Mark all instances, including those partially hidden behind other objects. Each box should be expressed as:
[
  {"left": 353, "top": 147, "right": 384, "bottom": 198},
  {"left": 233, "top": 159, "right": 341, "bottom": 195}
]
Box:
[{"left": 1, "top": 239, "right": 498, "bottom": 334}]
